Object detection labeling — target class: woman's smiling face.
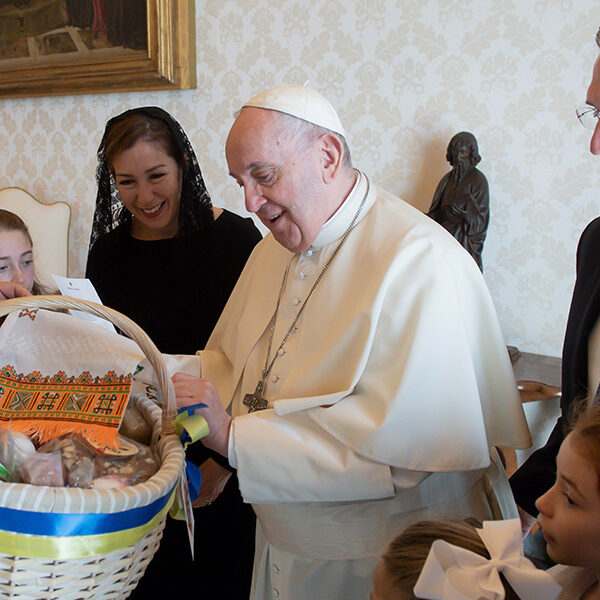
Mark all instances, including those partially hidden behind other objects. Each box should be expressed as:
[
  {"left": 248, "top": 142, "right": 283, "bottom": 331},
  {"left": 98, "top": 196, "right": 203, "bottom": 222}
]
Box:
[{"left": 112, "top": 139, "right": 182, "bottom": 240}]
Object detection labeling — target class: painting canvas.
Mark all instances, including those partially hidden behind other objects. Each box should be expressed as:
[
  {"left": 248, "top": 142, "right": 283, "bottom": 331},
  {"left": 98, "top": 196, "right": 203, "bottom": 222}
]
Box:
[{"left": 0, "top": 0, "right": 196, "bottom": 97}]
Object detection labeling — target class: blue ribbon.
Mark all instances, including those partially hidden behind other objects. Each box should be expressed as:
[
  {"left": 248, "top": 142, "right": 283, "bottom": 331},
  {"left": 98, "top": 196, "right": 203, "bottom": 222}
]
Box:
[
  {"left": 176, "top": 404, "right": 207, "bottom": 502},
  {"left": 0, "top": 484, "right": 175, "bottom": 537},
  {"left": 185, "top": 458, "right": 202, "bottom": 501}
]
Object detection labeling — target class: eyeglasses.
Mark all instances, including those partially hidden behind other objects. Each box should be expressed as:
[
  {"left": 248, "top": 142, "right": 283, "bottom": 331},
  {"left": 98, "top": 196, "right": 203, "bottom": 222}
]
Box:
[{"left": 576, "top": 106, "right": 600, "bottom": 129}]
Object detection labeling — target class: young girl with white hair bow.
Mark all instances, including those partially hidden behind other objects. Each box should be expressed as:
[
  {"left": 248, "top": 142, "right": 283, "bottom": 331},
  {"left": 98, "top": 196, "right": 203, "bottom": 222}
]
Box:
[
  {"left": 371, "top": 404, "right": 600, "bottom": 600},
  {"left": 370, "top": 518, "right": 560, "bottom": 600}
]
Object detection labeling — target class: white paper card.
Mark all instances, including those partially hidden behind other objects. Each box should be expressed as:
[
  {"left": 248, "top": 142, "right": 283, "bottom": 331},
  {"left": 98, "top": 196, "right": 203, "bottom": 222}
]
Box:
[
  {"left": 178, "top": 473, "right": 195, "bottom": 559},
  {"left": 51, "top": 275, "right": 117, "bottom": 333}
]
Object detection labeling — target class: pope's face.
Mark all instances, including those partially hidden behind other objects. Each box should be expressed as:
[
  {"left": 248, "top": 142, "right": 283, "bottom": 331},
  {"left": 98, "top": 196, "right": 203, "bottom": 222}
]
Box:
[
  {"left": 536, "top": 433, "right": 600, "bottom": 570},
  {"left": 225, "top": 108, "right": 328, "bottom": 253},
  {"left": 587, "top": 55, "right": 600, "bottom": 155}
]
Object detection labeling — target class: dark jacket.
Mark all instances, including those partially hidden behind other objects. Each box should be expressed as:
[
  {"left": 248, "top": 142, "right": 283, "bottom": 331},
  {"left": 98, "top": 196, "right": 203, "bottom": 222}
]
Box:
[{"left": 510, "top": 216, "right": 600, "bottom": 515}]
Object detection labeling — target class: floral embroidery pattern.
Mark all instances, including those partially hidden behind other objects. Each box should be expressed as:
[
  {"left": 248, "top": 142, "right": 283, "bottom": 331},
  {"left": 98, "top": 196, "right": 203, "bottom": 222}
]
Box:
[{"left": 18, "top": 309, "right": 39, "bottom": 321}]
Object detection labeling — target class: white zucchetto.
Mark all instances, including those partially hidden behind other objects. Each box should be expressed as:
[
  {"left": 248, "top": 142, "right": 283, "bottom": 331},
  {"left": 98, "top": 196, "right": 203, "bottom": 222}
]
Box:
[{"left": 241, "top": 84, "right": 346, "bottom": 138}]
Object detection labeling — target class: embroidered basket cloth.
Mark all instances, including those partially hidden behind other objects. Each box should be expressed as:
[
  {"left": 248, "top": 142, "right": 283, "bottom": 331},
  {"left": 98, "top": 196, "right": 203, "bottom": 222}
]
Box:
[
  {"left": 0, "top": 296, "right": 185, "bottom": 599},
  {"left": 0, "top": 304, "right": 146, "bottom": 449}
]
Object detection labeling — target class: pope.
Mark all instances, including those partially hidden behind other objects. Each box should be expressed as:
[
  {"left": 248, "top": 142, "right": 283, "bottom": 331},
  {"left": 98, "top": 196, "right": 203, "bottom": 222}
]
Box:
[{"left": 159, "top": 85, "right": 531, "bottom": 600}]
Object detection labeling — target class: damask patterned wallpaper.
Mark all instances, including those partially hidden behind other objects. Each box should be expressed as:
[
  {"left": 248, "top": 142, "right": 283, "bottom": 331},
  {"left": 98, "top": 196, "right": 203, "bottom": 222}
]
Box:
[{"left": 0, "top": 0, "right": 599, "bottom": 356}]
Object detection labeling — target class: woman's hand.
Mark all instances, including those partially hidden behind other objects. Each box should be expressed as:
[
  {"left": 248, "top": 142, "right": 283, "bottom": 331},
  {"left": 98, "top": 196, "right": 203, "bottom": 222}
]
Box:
[
  {"left": 192, "top": 458, "right": 232, "bottom": 508},
  {"left": 172, "top": 372, "right": 232, "bottom": 458},
  {"left": 0, "top": 282, "right": 31, "bottom": 300}
]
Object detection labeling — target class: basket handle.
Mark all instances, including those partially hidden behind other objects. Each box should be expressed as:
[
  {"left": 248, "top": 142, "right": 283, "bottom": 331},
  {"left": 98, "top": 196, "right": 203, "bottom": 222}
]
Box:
[{"left": 0, "top": 295, "right": 177, "bottom": 436}]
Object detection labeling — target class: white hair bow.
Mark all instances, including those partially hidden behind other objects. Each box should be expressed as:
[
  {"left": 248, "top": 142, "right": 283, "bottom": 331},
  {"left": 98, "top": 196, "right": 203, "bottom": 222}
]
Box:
[{"left": 413, "top": 519, "right": 562, "bottom": 600}]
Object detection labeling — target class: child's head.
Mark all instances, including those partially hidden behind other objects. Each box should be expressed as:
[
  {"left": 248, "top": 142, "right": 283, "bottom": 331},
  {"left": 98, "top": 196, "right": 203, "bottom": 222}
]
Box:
[
  {"left": 536, "top": 404, "right": 600, "bottom": 570},
  {"left": 371, "top": 520, "right": 521, "bottom": 600},
  {"left": 0, "top": 209, "right": 38, "bottom": 293}
]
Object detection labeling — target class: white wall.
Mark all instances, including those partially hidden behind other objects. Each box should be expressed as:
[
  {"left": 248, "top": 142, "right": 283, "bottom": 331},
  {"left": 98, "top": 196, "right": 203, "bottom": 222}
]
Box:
[{"left": 1, "top": 0, "right": 599, "bottom": 356}]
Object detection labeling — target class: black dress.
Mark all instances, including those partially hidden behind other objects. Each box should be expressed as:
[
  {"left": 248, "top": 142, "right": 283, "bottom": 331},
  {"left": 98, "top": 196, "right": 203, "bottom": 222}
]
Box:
[
  {"left": 510, "top": 216, "right": 600, "bottom": 515},
  {"left": 86, "top": 209, "right": 262, "bottom": 599}
]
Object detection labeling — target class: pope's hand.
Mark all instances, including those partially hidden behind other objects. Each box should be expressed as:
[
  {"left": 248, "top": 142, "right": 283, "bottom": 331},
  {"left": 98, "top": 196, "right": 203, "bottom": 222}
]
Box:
[
  {"left": 191, "top": 458, "right": 232, "bottom": 508},
  {"left": 172, "top": 372, "right": 232, "bottom": 458},
  {"left": 0, "top": 282, "right": 31, "bottom": 300}
]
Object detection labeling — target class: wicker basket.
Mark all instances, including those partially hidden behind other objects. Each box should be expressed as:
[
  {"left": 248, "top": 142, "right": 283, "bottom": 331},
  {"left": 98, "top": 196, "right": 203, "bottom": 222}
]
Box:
[{"left": 0, "top": 296, "right": 186, "bottom": 599}]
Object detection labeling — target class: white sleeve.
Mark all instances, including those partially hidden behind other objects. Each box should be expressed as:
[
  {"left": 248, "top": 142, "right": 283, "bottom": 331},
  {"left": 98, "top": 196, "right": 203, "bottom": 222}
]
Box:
[
  {"left": 231, "top": 408, "right": 399, "bottom": 504},
  {"left": 135, "top": 353, "right": 202, "bottom": 386}
]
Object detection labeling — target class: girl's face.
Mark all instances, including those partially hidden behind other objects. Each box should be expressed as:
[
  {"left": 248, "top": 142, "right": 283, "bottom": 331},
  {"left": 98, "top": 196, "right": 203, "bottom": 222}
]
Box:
[
  {"left": 536, "top": 433, "right": 600, "bottom": 570},
  {"left": 0, "top": 230, "right": 35, "bottom": 292},
  {"left": 112, "top": 139, "right": 182, "bottom": 240}
]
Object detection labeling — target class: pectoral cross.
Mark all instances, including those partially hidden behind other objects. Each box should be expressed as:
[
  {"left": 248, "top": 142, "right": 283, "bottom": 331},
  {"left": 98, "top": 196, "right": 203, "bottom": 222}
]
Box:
[{"left": 243, "top": 379, "right": 268, "bottom": 412}]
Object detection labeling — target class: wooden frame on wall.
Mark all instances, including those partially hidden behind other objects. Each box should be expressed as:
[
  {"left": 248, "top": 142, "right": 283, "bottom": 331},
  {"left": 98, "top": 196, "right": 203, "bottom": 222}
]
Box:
[{"left": 0, "top": 0, "right": 196, "bottom": 98}]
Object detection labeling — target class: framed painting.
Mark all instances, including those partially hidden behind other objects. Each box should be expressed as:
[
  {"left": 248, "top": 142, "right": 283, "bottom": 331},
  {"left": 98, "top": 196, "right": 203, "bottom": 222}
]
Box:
[{"left": 0, "top": 0, "right": 196, "bottom": 98}]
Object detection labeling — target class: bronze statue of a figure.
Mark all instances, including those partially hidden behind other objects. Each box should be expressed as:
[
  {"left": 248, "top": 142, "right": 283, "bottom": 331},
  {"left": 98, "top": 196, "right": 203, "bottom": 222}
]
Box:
[{"left": 427, "top": 132, "right": 490, "bottom": 271}]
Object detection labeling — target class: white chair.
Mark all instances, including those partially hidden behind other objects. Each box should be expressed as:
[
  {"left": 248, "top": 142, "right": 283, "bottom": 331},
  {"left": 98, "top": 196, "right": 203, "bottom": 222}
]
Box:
[{"left": 0, "top": 187, "right": 71, "bottom": 289}]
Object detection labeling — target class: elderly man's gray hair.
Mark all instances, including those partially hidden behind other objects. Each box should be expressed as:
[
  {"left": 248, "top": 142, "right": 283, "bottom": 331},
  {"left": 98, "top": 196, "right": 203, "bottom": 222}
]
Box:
[{"left": 274, "top": 111, "right": 353, "bottom": 169}]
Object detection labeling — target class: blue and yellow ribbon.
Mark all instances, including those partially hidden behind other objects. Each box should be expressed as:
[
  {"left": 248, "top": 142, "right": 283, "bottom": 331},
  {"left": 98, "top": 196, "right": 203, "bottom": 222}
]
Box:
[
  {"left": 168, "top": 404, "right": 210, "bottom": 519},
  {"left": 0, "top": 486, "right": 175, "bottom": 559},
  {"left": 174, "top": 404, "right": 210, "bottom": 449}
]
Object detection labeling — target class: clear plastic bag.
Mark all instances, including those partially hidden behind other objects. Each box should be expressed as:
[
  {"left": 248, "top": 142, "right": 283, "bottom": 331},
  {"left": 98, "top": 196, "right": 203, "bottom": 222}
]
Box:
[
  {"left": 0, "top": 428, "right": 37, "bottom": 482},
  {"left": 118, "top": 402, "right": 152, "bottom": 445},
  {"left": 93, "top": 435, "right": 159, "bottom": 487},
  {"left": 22, "top": 451, "right": 65, "bottom": 487},
  {"left": 39, "top": 434, "right": 97, "bottom": 488}
]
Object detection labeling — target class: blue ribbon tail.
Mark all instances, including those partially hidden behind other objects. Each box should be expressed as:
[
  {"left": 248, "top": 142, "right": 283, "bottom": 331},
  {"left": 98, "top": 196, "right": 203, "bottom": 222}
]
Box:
[{"left": 185, "top": 458, "right": 202, "bottom": 501}]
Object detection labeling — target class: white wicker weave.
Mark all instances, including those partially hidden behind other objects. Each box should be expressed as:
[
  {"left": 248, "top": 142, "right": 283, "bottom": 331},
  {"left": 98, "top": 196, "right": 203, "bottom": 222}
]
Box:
[{"left": 0, "top": 296, "right": 186, "bottom": 599}]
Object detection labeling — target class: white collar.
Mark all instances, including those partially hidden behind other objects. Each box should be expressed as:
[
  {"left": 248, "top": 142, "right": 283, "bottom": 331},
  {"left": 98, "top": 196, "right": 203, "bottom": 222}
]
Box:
[{"left": 309, "top": 170, "right": 375, "bottom": 251}]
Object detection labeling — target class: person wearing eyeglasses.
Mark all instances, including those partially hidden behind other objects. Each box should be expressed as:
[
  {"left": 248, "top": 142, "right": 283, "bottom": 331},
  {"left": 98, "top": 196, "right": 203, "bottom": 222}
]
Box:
[{"left": 510, "top": 25, "right": 600, "bottom": 559}]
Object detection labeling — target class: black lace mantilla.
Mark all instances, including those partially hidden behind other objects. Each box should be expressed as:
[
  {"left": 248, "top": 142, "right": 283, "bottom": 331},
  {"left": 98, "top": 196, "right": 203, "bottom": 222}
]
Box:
[{"left": 89, "top": 106, "right": 213, "bottom": 250}]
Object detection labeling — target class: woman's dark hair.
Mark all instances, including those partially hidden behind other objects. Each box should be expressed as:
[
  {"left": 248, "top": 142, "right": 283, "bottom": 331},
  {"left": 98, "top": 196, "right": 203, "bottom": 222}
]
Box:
[
  {"left": 103, "top": 111, "right": 184, "bottom": 173},
  {"left": 0, "top": 209, "right": 44, "bottom": 295},
  {"left": 89, "top": 107, "right": 213, "bottom": 249}
]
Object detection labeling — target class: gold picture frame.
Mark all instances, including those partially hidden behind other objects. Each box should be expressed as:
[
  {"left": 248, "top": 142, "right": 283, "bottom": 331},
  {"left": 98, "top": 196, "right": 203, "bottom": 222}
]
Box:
[{"left": 0, "top": 0, "right": 196, "bottom": 98}]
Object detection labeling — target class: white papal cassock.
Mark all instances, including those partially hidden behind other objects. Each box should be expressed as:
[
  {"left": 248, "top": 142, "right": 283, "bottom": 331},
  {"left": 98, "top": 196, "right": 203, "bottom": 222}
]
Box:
[{"left": 162, "top": 171, "right": 531, "bottom": 600}]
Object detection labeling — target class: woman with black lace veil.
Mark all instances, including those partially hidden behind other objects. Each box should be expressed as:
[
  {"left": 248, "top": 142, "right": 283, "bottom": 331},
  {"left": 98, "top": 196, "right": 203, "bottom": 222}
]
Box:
[{"left": 86, "top": 106, "right": 261, "bottom": 598}]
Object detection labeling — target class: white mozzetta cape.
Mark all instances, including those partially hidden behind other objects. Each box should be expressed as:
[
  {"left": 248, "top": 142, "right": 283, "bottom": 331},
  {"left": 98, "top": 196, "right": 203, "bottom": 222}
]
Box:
[{"left": 199, "top": 172, "right": 531, "bottom": 599}]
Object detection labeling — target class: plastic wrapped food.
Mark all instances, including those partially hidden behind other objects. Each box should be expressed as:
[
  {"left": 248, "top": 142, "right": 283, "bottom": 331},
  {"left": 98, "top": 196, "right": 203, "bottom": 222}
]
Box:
[
  {"left": 4, "top": 431, "right": 159, "bottom": 489},
  {"left": 38, "top": 434, "right": 97, "bottom": 488},
  {"left": 67, "top": 456, "right": 95, "bottom": 488},
  {"left": 0, "top": 429, "right": 36, "bottom": 482},
  {"left": 118, "top": 402, "right": 152, "bottom": 445},
  {"left": 22, "top": 451, "right": 65, "bottom": 487},
  {"left": 91, "top": 475, "right": 129, "bottom": 490},
  {"left": 93, "top": 435, "right": 159, "bottom": 486}
]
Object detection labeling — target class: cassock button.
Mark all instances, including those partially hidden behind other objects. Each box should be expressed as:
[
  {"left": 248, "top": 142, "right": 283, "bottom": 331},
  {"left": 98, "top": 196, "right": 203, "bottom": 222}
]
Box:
[
  {"left": 273, "top": 588, "right": 280, "bottom": 597},
  {"left": 293, "top": 298, "right": 301, "bottom": 306},
  {"left": 305, "top": 249, "right": 313, "bottom": 256},
  {"left": 271, "top": 375, "right": 279, "bottom": 383},
  {"left": 277, "top": 348, "right": 286, "bottom": 356},
  {"left": 299, "top": 271, "right": 306, "bottom": 280},
  {"left": 273, "top": 564, "right": 280, "bottom": 574}
]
